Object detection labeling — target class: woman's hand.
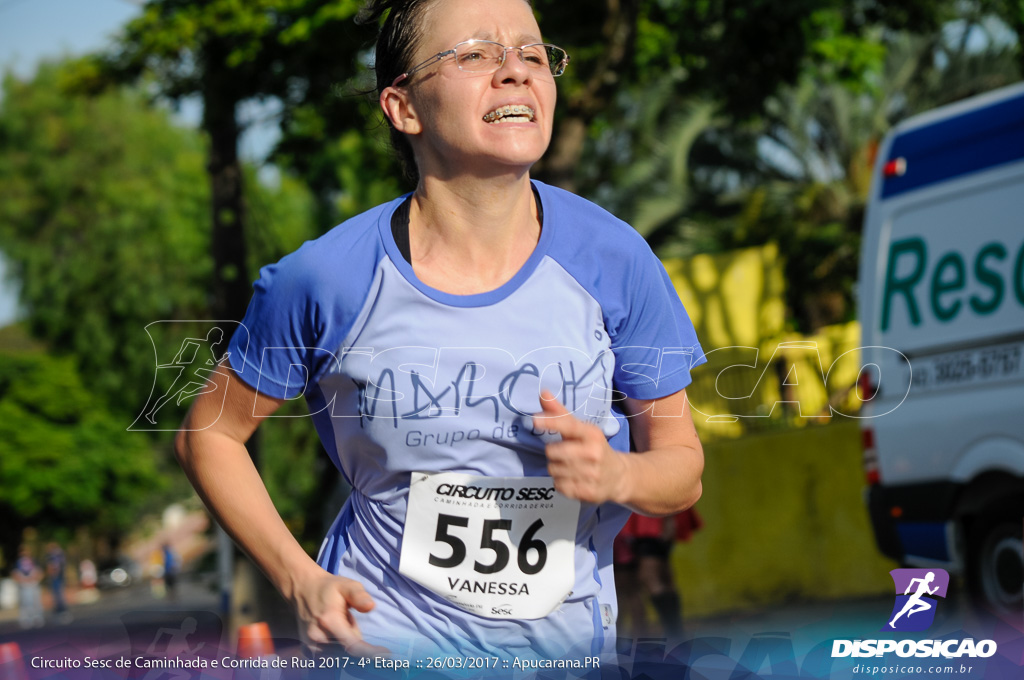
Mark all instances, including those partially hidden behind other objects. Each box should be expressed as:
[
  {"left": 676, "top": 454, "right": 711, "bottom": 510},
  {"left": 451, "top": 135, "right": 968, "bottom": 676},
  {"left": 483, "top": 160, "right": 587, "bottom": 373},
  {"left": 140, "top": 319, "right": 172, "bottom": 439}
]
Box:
[
  {"left": 289, "top": 569, "right": 390, "bottom": 657},
  {"left": 533, "top": 388, "right": 703, "bottom": 516},
  {"left": 533, "top": 390, "right": 629, "bottom": 505}
]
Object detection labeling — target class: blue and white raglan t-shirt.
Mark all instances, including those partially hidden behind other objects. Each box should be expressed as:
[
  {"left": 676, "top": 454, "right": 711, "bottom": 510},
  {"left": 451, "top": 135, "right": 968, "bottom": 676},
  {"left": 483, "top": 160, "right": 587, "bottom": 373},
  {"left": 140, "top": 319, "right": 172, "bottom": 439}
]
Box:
[{"left": 226, "top": 180, "right": 705, "bottom": 660}]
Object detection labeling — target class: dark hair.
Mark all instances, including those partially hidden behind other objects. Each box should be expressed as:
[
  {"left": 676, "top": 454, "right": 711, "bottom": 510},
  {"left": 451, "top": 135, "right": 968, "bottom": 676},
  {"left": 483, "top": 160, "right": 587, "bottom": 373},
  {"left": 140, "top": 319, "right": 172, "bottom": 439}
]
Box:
[
  {"left": 357, "top": 0, "right": 438, "bottom": 182},
  {"left": 357, "top": 0, "right": 534, "bottom": 182}
]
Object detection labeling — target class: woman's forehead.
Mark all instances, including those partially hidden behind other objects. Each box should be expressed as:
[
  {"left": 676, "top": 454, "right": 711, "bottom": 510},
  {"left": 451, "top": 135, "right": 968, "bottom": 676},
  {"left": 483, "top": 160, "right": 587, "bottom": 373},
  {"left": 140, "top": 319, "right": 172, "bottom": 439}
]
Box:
[
  {"left": 464, "top": 29, "right": 542, "bottom": 44},
  {"left": 419, "top": 0, "right": 542, "bottom": 47}
]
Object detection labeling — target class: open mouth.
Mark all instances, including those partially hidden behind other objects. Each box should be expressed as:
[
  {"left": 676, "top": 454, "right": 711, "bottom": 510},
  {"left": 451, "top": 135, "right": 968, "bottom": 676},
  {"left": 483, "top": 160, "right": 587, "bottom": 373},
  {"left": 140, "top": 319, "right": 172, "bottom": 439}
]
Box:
[{"left": 483, "top": 105, "right": 535, "bottom": 123}]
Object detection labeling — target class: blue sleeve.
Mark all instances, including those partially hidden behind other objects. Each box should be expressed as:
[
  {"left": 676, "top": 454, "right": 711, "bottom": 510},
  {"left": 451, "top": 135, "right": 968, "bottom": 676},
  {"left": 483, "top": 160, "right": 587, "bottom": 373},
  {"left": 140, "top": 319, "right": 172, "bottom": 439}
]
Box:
[
  {"left": 608, "top": 248, "right": 706, "bottom": 400},
  {"left": 227, "top": 249, "right": 330, "bottom": 400},
  {"left": 225, "top": 211, "right": 388, "bottom": 400}
]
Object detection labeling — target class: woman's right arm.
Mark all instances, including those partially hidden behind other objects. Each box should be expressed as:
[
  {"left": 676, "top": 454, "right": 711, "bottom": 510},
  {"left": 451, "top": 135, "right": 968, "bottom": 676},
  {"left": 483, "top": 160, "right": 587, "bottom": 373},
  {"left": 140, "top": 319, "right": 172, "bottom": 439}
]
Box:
[{"left": 174, "top": 362, "right": 383, "bottom": 654}]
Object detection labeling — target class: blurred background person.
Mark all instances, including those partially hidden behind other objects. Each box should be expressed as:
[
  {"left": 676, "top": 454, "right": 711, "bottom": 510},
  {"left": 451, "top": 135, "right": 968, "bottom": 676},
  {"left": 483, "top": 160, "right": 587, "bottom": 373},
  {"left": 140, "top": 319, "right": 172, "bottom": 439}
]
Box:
[
  {"left": 45, "top": 541, "right": 71, "bottom": 623},
  {"left": 78, "top": 557, "right": 100, "bottom": 604},
  {"left": 614, "top": 508, "right": 703, "bottom": 638},
  {"left": 12, "top": 545, "right": 44, "bottom": 629},
  {"left": 161, "top": 543, "right": 179, "bottom": 601}
]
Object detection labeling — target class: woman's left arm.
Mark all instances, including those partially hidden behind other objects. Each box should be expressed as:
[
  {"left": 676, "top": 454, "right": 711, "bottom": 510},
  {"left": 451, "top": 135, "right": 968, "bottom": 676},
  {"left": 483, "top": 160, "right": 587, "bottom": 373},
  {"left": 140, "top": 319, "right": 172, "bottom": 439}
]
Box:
[{"left": 536, "top": 388, "right": 703, "bottom": 516}]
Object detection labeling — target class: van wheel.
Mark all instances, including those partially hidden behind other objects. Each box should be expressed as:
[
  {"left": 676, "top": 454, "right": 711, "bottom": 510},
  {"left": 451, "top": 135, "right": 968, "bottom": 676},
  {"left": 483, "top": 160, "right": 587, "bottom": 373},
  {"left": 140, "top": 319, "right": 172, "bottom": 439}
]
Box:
[{"left": 968, "top": 518, "right": 1023, "bottom": 616}]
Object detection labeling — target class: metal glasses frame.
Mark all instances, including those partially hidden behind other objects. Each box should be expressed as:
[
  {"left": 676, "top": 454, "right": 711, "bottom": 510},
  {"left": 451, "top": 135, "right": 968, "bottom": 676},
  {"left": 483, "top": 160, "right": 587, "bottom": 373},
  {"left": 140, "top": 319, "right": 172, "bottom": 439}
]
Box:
[{"left": 391, "top": 39, "right": 569, "bottom": 87}]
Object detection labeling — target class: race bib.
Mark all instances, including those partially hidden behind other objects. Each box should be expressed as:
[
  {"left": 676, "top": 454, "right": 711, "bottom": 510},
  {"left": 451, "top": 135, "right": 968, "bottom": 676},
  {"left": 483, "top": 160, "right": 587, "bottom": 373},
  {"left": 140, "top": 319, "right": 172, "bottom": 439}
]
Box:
[{"left": 399, "top": 471, "right": 580, "bottom": 620}]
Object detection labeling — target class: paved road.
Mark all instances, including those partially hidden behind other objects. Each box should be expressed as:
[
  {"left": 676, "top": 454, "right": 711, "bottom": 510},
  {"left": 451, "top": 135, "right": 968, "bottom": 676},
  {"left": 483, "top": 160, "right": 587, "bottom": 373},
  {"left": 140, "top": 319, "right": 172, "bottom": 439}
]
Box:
[{"left": 1, "top": 580, "right": 227, "bottom": 651}]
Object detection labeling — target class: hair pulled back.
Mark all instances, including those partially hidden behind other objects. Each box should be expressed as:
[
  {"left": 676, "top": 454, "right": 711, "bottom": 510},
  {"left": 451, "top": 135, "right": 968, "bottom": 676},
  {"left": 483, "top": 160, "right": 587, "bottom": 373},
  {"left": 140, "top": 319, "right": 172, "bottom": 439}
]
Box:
[{"left": 357, "top": 0, "right": 438, "bottom": 181}]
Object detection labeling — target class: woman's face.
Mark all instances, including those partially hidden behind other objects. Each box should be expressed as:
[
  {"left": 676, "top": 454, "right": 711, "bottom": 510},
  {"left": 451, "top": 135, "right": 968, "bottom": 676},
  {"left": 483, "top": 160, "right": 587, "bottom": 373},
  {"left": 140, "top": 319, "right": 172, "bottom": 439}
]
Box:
[{"left": 394, "top": 0, "right": 557, "bottom": 179}]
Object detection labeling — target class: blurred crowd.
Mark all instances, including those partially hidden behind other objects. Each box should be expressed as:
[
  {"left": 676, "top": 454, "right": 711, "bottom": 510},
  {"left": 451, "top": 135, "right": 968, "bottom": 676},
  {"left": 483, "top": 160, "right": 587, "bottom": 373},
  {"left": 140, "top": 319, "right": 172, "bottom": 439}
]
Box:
[{"left": 3, "top": 540, "right": 180, "bottom": 629}]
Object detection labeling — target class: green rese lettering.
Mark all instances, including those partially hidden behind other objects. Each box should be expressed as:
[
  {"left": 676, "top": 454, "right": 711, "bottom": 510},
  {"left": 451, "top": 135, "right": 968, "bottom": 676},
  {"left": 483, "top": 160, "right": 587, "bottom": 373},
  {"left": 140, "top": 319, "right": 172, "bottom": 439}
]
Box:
[
  {"left": 881, "top": 237, "right": 927, "bottom": 332},
  {"left": 884, "top": 238, "right": 1024, "bottom": 329},
  {"left": 930, "top": 252, "right": 966, "bottom": 322},
  {"left": 1016, "top": 238, "right": 1024, "bottom": 307},
  {"left": 969, "top": 242, "right": 1007, "bottom": 315}
]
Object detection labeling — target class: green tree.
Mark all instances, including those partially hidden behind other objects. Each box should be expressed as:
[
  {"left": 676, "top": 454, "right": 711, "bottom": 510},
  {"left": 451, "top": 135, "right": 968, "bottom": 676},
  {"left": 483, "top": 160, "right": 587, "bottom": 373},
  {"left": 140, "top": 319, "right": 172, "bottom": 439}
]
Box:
[
  {"left": 0, "top": 63, "right": 213, "bottom": 413},
  {"left": 0, "top": 339, "right": 165, "bottom": 565},
  {"left": 532, "top": 0, "right": 957, "bottom": 192},
  {"left": 82, "top": 0, "right": 374, "bottom": 324},
  {"left": 1, "top": 59, "right": 329, "bottom": 562},
  {"left": 982, "top": 0, "right": 1024, "bottom": 71},
  {"left": 0, "top": 62, "right": 319, "bottom": 418}
]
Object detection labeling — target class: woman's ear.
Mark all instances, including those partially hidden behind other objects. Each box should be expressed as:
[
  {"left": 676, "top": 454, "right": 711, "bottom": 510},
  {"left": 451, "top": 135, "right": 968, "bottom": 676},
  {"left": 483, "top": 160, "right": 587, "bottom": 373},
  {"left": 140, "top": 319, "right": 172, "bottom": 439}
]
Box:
[{"left": 380, "top": 86, "right": 422, "bottom": 136}]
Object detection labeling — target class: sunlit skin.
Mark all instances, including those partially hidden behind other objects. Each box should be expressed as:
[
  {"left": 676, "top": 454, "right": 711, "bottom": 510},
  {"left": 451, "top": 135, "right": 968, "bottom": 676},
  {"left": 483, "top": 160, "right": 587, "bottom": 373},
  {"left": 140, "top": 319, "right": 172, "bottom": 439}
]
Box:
[{"left": 175, "top": 0, "right": 703, "bottom": 656}]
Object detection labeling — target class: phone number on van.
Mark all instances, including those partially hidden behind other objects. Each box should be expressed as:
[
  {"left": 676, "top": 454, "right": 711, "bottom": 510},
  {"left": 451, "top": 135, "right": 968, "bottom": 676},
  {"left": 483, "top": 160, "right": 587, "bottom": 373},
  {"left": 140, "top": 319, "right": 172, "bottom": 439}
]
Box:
[{"left": 910, "top": 342, "right": 1023, "bottom": 391}]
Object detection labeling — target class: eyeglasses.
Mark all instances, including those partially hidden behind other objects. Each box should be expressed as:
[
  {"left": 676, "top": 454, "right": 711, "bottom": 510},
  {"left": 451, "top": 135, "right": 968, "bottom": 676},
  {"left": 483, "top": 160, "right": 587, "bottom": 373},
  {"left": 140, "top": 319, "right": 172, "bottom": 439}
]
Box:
[{"left": 392, "top": 39, "right": 570, "bottom": 87}]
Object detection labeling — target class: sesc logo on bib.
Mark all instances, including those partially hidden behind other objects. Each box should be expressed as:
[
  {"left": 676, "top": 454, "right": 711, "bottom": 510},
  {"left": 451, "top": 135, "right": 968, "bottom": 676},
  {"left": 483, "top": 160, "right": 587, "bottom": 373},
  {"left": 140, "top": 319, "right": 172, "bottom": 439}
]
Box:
[{"left": 399, "top": 471, "right": 580, "bottom": 619}]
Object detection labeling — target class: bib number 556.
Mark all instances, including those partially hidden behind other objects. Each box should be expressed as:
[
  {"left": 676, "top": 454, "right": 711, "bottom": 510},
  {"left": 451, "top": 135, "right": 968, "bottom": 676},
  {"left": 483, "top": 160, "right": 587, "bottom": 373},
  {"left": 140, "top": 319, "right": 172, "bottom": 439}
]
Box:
[{"left": 428, "top": 514, "right": 547, "bottom": 575}]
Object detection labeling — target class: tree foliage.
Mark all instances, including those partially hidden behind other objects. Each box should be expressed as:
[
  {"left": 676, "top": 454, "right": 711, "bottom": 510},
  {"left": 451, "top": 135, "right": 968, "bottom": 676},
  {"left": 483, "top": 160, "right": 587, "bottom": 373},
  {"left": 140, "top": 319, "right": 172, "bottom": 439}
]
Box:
[
  {"left": 78, "top": 0, "right": 378, "bottom": 323},
  {"left": 0, "top": 63, "right": 319, "bottom": 416},
  {"left": 0, "top": 60, "right": 331, "bottom": 553},
  {"left": 0, "top": 64, "right": 213, "bottom": 413},
  {"left": 0, "top": 338, "right": 165, "bottom": 565},
  {"left": 529, "top": 0, "right": 959, "bottom": 192}
]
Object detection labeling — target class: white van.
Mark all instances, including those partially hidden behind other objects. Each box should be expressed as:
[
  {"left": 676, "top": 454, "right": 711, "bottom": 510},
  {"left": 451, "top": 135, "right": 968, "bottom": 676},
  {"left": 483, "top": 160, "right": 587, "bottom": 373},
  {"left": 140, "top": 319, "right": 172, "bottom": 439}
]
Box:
[{"left": 858, "top": 82, "right": 1024, "bottom": 616}]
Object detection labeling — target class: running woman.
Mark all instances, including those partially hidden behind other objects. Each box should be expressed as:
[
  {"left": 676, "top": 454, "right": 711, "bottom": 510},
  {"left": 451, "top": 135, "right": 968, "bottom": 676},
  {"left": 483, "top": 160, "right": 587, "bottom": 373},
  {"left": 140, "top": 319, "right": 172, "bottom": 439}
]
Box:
[{"left": 175, "top": 0, "right": 705, "bottom": 660}]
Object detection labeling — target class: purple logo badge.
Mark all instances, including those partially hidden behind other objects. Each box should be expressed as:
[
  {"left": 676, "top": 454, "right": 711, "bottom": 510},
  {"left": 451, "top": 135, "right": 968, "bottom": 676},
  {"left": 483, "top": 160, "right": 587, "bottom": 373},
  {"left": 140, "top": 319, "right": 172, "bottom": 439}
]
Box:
[{"left": 882, "top": 568, "right": 950, "bottom": 632}]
